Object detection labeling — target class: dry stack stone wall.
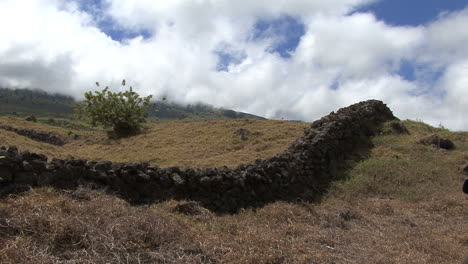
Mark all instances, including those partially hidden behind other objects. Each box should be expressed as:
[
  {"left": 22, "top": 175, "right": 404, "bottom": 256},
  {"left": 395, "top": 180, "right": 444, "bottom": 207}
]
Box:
[{"left": 0, "top": 100, "right": 395, "bottom": 212}]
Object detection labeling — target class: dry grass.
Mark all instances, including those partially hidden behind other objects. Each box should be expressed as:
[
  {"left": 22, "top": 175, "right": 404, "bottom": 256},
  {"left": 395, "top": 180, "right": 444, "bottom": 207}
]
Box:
[
  {"left": 1, "top": 188, "right": 466, "bottom": 263},
  {"left": 0, "top": 117, "right": 309, "bottom": 168},
  {"left": 1, "top": 118, "right": 468, "bottom": 263}
]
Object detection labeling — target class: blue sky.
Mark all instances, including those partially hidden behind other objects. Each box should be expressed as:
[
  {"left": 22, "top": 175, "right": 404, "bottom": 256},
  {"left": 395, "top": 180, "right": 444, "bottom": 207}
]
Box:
[
  {"left": 359, "top": 0, "right": 468, "bottom": 83},
  {"left": 358, "top": 0, "right": 468, "bottom": 26},
  {"left": 1, "top": 0, "right": 468, "bottom": 130}
]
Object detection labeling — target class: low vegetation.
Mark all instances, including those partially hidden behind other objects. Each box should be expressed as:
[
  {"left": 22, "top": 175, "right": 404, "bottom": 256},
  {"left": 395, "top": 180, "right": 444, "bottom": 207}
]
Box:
[
  {"left": 0, "top": 116, "right": 467, "bottom": 263},
  {"left": 74, "top": 80, "right": 153, "bottom": 138}
]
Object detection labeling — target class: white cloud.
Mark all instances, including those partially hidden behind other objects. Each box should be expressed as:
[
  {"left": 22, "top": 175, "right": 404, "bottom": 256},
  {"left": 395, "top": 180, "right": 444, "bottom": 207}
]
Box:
[{"left": 0, "top": 0, "right": 467, "bottom": 130}]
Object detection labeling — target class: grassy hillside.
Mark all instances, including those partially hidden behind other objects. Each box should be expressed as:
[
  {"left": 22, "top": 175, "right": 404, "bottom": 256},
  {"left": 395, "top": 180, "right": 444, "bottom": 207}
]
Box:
[
  {"left": 0, "top": 116, "right": 308, "bottom": 168},
  {"left": 0, "top": 118, "right": 467, "bottom": 263}
]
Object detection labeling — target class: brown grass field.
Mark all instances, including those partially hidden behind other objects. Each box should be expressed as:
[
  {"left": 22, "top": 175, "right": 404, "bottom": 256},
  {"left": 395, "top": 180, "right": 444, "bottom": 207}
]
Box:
[{"left": 0, "top": 117, "right": 467, "bottom": 263}]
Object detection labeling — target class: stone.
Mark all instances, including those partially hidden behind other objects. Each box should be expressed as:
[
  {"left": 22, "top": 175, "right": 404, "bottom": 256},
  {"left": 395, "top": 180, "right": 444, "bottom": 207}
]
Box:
[
  {"left": 65, "top": 159, "right": 86, "bottom": 167},
  {"left": 464, "top": 178, "right": 468, "bottom": 194},
  {"left": 0, "top": 156, "right": 10, "bottom": 167},
  {"left": 29, "top": 160, "right": 46, "bottom": 171},
  {"left": 173, "top": 201, "right": 210, "bottom": 217},
  {"left": 50, "top": 158, "right": 65, "bottom": 169},
  {"left": 171, "top": 173, "right": 185, "bottom": 186},
  {"left": 7, "top": 146, "right": 18, "bottom": 155},
  {"left": 94, "top": 161, "right": 112, "bottom": 172},
  {"left": 22, "top": 160, "right": 33, "bottom": 171},
  {"left": 25, "top": 115, "right": 37, "bottom": 122},
  {"left": 15, "top": 171, "right": 38, "bottom": 186},
  {"left": 137, "top": 171, "right": 150, "bottom": 182},
  {"left": 234, "top": 128, "right": 249, "bottom": 141},
  {"left": 0, "top": 169, "right": 13, "bottom": 183},
  {"left": 21, "top": 150, "right": 32, "bottom": 160},
  {"left": 418, "top": 134, "right": 455, "bottom": 150},
  {"left": 38, "top": 172, "right": 53, "bottom": 186},
  {"left": 390, "top": 121, "right": 410, "bottom": 135}
]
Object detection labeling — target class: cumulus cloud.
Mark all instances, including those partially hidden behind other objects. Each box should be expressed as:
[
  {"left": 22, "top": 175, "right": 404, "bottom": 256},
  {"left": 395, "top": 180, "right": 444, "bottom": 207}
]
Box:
[{"left": 0, "top": 0, "right": 467, "bottom": 130}]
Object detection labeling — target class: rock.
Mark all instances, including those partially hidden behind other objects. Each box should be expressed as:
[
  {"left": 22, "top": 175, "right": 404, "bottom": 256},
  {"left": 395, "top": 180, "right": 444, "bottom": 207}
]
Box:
[
  {"left": 234, "top": 128, "right": 249, "bottom": 141},
  {"left": 122, "top": 163, "right": 139, "bottom": 172},
  {"left": 65, "top": 159, "right": 87, "bottom": 167},
  {"left": 171, "top": 173, "right": 185, "bottom": 186},
  {"left": 38, "top": 172, "right": 53, "bottom": 185},
  {"left": 0, "top": 156, "right": 10, "bottom": 167},
  {"left": 418, "top": 134, "right": 455, "bottom": 150},
  {"left": 390, "top": 121, "right": 410, "bottom": 135},
  {"left": 464, "top": 178, "right": 468, "bottom": 194},
  {"left": 15, "top": 171, "right": 38, "bottom": 186},
  {"left": 49, "top": 158, "right": 65, "bottom": 169},
  {"left": 137, "top": 171, "right": 150, "bottom": 182},
  {"left": 21, "top": 150, "right": 32, "bottom": 160},
  {"left": 25, "top": 115, "right": 37, "bottom": 122},
  {"left": 22, "top": 161, "right": 34, "bottom": 171},
  {"left": 0, "top": 169, "right": 13, "bottom": 183},
  {"left": 29, "top": 160, "right": 47, "bottom": 171},
  {"left": 173, "top": 201, "right": 210, "bottom": 216},
  {"left": 7, "top": 146, "right": 18, "bottom": 155},
  {"left": 0, "top": 126, "right": 67, "bottom": 146},
  {"left": 94, "top": 161, "right": 112, "bottom": 172}
]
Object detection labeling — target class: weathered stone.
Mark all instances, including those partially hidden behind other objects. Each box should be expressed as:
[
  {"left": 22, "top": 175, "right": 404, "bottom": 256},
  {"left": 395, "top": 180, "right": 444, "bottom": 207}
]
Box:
[
  {"left": 173, "top": 201, "right": 210, "bottom": 216},
  {"left": 418, "top": 134, "right": 455, "bottom": 150},
  {"left": 21, "top": 150, "right": 32, "bottom": 160},
  {"left": 0, "top": 169, "right": 13, "bottom": 183},
  {"left": 94, "top": 161, "right": 112, "bottom": 172},
  {"left": 137, "top": 171, "right": 150, "bottom": 182},
  {"left": 171, "top": 173, "right": 185, "bottom": 186},
  {"left": 7, "top": 146, "right": 18, "bottom": 155},
  {"left": 29, "top": 160, "right": 47, "bottom": 171},
  {"left": 0, "top": 155, "right": 10, "bottom": 167},
  {"left": 390, "top": 121, "right": 410, "bottom": 135},
  {"left": 464, "top": 178, "right": 468, "bottom": 194},
  {"left": 15, "top": 171, "right": 38, "bottom": 186},
  {"left": 234, "top": 128, "right": 249, "bottom": 141},
  {"left": 50, "top": 158, "right": 65, "bottom": 169},
  {"left": 65, "top": 159, "right": 87, "bottom": 167},
  {"left": 0, "top": 126, "right": 67, "bottom": 146},
  {"left": 37, "top": 172, "right": 53, "bottom": 185},
  {"left": 25, "top": 115, "right": 37, "bottom": 122},
  {"left": 22, "top": 161, "right": 33, "bottom": 171}
]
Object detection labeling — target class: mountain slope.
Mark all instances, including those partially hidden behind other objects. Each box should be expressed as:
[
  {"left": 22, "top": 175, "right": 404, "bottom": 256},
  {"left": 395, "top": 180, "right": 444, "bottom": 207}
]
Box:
[{"left": 0, "top": 87, "right": 266, "bottom": 122}]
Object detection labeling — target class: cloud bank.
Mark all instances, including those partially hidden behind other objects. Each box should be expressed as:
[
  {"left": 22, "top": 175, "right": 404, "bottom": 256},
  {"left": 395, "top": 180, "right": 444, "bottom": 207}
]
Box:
[{"left": 0, "top": 0, "right": 467, "bottom": 130}]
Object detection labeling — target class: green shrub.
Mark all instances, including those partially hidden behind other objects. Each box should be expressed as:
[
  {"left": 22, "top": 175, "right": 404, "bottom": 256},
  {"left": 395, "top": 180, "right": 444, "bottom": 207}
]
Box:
[{"left": 75, "top": 80, "right": 152, "bottom": 138}]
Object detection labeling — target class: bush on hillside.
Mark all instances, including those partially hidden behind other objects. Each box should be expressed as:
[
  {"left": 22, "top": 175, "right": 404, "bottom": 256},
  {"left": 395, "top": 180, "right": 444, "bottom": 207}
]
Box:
[{"left": 74, "top": 80, "right": 152, "bottom": 138}]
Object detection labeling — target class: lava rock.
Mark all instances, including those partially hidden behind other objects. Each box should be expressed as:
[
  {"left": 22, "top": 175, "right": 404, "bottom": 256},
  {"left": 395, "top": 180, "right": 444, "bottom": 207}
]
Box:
[
  {"left": 25, "top": 115, "right": 37, "bottom": 122},
  {"left": 418, "top": 134, "right": 455, "bottom": 150},
  {"left": 173, "top": 201, "right": 210, "bottom": 216},
  {"left": 390, "top": 121, "right": 410, "bottom": 135},
  {"left": 0, "top": 169, "right": 13, "bottom": 183},
  {"left": 234, "top": 128, "right": 249, "bottom": 141}
]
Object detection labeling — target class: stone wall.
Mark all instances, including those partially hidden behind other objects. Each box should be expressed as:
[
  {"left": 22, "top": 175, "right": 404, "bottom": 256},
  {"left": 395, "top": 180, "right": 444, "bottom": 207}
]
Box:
[
  {"left": 0, "top": 100, "right": 395, "bottom": 212},
  {"left": 0, "top": 125, "right": 67, "bottom": 146}
]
